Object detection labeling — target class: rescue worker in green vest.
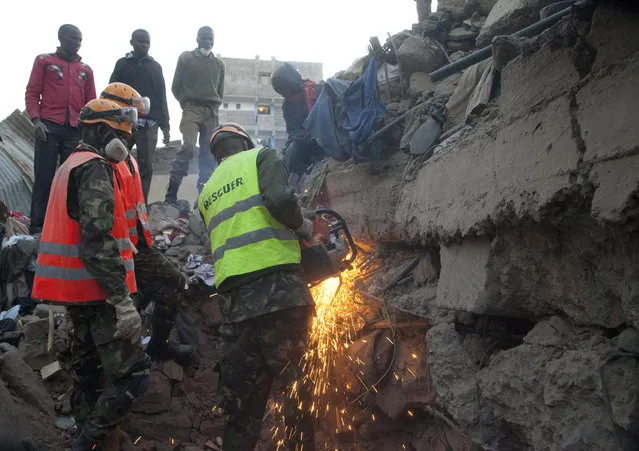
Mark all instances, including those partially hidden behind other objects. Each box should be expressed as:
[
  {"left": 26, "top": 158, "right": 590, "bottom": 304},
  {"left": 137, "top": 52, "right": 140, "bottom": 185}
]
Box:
[{"left": 198, "top": 123, "right": 317, "bottom": 450}]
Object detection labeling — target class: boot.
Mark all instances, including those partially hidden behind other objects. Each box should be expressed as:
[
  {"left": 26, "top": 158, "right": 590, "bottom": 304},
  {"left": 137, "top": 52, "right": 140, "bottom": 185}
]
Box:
[
  {"left": 164, "top": 177, "right": 181, "bottom": 204},
  {"left": 145, "top": 318, "right": 193, "bottom": 365}
]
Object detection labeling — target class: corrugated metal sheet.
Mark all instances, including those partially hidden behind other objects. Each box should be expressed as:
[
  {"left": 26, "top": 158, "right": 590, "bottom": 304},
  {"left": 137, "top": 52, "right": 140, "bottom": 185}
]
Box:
[{"left": 0, "top": 110, "right": 35, "bottom": 215}]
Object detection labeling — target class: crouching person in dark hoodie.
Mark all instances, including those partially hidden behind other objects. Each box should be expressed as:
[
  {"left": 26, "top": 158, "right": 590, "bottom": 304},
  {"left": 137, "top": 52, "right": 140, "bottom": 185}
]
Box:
[{"left": 271, "top": 63, "right": 325, "bottom": 177}]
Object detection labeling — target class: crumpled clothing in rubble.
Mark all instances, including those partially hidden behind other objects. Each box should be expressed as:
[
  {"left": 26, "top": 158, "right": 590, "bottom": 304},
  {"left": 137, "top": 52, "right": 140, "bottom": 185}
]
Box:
[
  {"left": 305, "top": 57, "right": 387, "bottom": 162},
  {"left": 186, "top": 253, "right": 204, "bottom": 269},
  {"left": 194, "top": 263, "right": 215, "bottom": 286},
  {"left": 4, "top": 216, "right": 30, "bottom": 237},
  {"left": 0, "top": 237, "right": 37, "bottom": 285}
]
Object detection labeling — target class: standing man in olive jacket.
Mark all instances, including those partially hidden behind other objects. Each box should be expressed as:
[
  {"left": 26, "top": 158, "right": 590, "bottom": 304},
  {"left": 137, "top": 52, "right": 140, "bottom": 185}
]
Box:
[
  {"left": 165, "top": 26, "right": 225, "bottom": 204},
  {"left": 110, "top": 29, "right": 171, "bottom": 203}
]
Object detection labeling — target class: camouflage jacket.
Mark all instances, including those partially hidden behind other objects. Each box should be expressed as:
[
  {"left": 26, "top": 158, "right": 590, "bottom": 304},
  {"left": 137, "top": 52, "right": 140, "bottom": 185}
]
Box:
[
  {"left": 218, "top": 270, "right": 314, "bottom": 323},
  {"left": 67, "top": 144, "right": 129, "bottom": 301}
]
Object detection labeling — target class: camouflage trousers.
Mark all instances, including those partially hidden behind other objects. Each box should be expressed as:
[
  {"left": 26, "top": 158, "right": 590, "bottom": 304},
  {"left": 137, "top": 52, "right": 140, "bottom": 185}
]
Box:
[
  {"left": 68, "top": 304, "right": 150, "bottom": 443},
  {"left": 218, "top": 306, "right": 316, "bottom": 451}
]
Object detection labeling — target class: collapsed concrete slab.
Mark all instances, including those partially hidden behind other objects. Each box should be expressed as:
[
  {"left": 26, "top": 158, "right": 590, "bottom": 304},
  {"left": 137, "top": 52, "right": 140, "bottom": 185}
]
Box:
[
  {"left": 477, "top": 320, "right": 639, "bottom": 450},
  {"left": 396, "top": 36, "right": 448, "bottom": 77},
  {"left": 321, "top": 6, "right": 639, "bottom": 448},
  {"left": 476, "top": 0, "right": 558, "bottom": 47},
  {"left": 324, "top": 155, "right": 407, "bottom": 241},
  {"left": 396, "top": 96, "right": 580, "bottom": 241}
]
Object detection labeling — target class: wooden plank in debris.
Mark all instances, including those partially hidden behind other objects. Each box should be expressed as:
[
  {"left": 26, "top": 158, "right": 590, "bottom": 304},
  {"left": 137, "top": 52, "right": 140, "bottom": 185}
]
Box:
[{"left": 47, "top": 310, "right": 54, "bottom": 353}]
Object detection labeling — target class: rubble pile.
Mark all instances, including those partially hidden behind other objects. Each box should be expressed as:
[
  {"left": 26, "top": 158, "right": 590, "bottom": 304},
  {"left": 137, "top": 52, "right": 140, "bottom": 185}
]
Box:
[
  {"left": 146, "top": 202, "right": 213, "bottom": 285},
  {"left": 317, "top": 1, "right": 639, "bottom": 450},
  {"left": 0, "top": 1, "right": 638, "bottom": 450}
]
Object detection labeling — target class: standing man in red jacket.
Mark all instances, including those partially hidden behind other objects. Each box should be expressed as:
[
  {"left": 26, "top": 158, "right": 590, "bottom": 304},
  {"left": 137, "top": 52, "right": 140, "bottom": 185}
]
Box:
[{"left": 25, "top": 24, "right": 96, "bottom": 233}]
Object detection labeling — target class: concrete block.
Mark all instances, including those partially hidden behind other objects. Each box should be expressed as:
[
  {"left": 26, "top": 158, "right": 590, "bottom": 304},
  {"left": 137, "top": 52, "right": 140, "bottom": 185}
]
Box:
[
  {"left": 397, "top": 36, "right": 447, "bottom": 77},
  {"left": 20, "top": 318, "right": 55, "bottom": 370},
  {"left": 396, "top": 96, "right": 579, "bottom": 240},
  {"left": 499, "top": 43, "right": 579, "bottom": 117},
  {"left": 132, "top": 371, "right": 172, "bottom": 415},
  {"left": 409, "top": 72, "right": 437, "bottom": 97},
  {"left": 578, "top": 57, "right": 639, "bottom": 163},
  {"left": 40, "top": 360, "right": 62, "bottom": 380},
  {"left": 162, "top": 360, "right": 184, "bottom": 382},
  {"left": 324, "top": 154, "right": 408, "bottom": 241},
  {"left": 590, "top": 154, "right": 639, "bottom": 223},
  {"left": 477, "top": 0, "right": 557, "bottom": 47},
  {"left": 0, "top": 351, "right": 54, "bottom": 416},
  {"left": 589, "top": 1, "right": 639, "bottom": 72},
  {"left": 437, "top": 0, "right": 467, "bottom": 20},
  {"left": 434, "top": 221, "right": 632, "bottom": 327},
  {"left": 435, "top": 238, "right": 494, "bottom": 314}
]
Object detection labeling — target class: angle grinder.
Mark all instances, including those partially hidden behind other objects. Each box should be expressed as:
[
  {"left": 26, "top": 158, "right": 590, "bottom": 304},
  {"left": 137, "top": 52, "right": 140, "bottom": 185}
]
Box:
[{"left": 300, "top": 209, "right": 357, "bottom": 286}]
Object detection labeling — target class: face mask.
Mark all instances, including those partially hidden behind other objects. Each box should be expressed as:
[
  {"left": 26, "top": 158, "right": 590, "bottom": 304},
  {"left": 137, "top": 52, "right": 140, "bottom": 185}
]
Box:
[
  {"left": 199, "top": 48, "right": 211, "bottom": 56},
  {"left": 104, "top": 135, "right": 129, "bottom": 162}
]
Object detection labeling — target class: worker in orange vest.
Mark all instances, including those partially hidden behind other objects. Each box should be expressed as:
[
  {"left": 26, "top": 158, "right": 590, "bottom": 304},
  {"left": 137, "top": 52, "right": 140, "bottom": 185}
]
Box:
[
  {"left": 32, "top": 99, "right": 150, "bottom": 451},
  {"left": 100, "top": 82, "right": 193, "bottom": 363}
]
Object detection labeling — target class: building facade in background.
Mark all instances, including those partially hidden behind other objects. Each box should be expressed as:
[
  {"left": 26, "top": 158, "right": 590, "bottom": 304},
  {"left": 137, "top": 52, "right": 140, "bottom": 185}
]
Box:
[{"left": 218, "top": 56, "right": 323, "bottom": 150}]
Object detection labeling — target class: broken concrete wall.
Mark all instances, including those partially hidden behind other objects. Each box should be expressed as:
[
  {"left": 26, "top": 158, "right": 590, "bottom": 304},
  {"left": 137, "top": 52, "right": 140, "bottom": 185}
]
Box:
[
  {"left": 327, "top": 2, "right": 639, "bottom": 328},
  {"left": 323, "top": 3, "right": 639, "bottom": 449}
]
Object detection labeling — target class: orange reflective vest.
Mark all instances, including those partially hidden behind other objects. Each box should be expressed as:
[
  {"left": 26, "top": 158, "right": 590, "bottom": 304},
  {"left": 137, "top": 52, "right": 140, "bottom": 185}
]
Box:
[
  {"left": 113, "top": 157, "right": 152, "bottom": 247},
  {"left": 32, "top": 151, "right": 137, "bottom": 303}
]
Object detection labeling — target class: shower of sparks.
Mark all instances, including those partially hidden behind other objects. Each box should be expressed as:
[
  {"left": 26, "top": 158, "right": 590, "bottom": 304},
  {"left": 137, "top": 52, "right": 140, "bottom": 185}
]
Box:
[{"left": 275, "top": 255, "right": 373, "bottom": 446}]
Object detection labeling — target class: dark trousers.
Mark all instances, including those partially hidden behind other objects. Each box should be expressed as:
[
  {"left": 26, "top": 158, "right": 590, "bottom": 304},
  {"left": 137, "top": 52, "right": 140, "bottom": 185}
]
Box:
[
  {"left": 283, "top": 138, "right": 326, "bottom": 176},
  {"left": 30, "top": 120, "right": 80, "bottom": 232},
  {"left": 68, "top": 304, "right": 150, "bottom": 443},
  {"left": 133, "top": 245, "right": 183, "bottom": 330},
  {"left": 132, "top": 124, "right": 159, "bottom": 204},
  {"left": 166, "top": 104, "right": 218, "bottom": 201}
]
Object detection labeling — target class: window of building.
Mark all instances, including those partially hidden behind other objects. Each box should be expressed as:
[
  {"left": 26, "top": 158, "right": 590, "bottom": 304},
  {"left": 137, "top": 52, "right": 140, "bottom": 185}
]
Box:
[
  {"left": 259, "top": 72, "right": 271, "bottom": 85},
  {"left": 236, "top": 103, "right": 241, "bottom": 110},
  {"left": 223, "top": 103, "right": 229, "bottom": 109},
  {"left": 257, "top": 104, "right": 271, "bottom": 115}
]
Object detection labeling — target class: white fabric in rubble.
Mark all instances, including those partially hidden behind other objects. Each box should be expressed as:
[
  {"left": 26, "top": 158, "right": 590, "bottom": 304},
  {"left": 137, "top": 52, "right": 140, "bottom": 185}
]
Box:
[{"left": 194, "top": 264, "right": 215, "bottom": 286}]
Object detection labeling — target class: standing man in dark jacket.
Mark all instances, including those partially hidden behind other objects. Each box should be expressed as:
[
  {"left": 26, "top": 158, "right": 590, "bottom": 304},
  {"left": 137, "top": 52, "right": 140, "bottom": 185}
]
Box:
[
  {"left": 271, "top": 63, "right": 324, "bottom": 176},
  {"left": 165, "top": 26, "right": 225, "bottom": 204},
  {"left": 110, "top": 29, "right": 171, "bottom": 203},
  {"left": 25, "top": 24, "right": 96, "bottom": 233}
]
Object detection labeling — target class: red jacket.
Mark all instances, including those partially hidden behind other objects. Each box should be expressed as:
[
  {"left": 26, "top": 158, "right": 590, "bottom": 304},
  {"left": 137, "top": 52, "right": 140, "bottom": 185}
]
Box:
[
  {"left": 32, "top": 152, "right": 137, "bottom": 303},
  {"left": 25, "top": 49, "right": 96, "bottom": 127}
]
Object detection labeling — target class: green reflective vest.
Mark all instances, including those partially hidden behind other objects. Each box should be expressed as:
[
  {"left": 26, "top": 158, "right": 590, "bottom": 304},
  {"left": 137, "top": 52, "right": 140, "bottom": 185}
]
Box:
[{"left": 198, "top": 147, "right": 301, "bottom": 288}]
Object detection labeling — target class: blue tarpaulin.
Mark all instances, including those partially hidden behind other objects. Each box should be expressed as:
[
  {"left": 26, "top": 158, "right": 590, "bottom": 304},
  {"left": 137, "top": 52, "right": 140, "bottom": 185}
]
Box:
[{"left": 304, "top": 57, "right": 386, "bottom": 162}]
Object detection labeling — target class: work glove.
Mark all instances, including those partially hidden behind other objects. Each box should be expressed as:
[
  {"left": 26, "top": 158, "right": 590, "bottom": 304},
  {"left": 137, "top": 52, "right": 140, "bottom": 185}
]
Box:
[
  {"left": 295, "top": 218, "right": 315, "bottom": 241},
  {"left": 107, "top": 295, "right": 142, "bottom": 344},
  {"left": 161, "top": 126, "right": 171, "bottom": 145},
  {"left": 33, "top": 119, "right": 48, "bottom": 142}
]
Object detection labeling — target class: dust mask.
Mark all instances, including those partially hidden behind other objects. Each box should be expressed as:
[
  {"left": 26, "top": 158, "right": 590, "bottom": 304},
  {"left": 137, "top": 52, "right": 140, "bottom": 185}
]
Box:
[
  {"left": 105, "top": 137, "right": 129, "bottom": 162},
  {"left": 199, "top": 48, "right": 212, "bottom": 56}
]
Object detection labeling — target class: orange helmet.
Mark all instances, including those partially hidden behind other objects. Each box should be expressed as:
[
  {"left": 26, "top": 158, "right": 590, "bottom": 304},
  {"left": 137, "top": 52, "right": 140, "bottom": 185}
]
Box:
[
  {"left": 209, "top": 122, "right": 255, "bottom": 153},
  {"left": 78, "top": 99, "right": 138, "bottom": 136},
  {"left": 100, "top": 82, "right": 150, "bottom": 115}
]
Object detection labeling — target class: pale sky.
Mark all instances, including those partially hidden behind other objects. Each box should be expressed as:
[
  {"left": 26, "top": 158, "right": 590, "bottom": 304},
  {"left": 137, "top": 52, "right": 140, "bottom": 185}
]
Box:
[{"left": 1, "top": 0, "right": 436, "bottom": 134}]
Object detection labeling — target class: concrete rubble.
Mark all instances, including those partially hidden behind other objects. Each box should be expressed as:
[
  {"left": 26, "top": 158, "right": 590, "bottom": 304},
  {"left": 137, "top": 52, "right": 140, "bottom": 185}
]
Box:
[
  {"left": 315, "top": 1, "right": 639, "bottom": 449},
  {"left": 0, "top": 0, "right": 638, "bottom": 450}
]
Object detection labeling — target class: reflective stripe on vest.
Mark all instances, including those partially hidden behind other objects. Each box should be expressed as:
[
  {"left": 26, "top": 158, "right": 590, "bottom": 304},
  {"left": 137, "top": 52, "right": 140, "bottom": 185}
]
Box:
[
  {"left": 32, "top": 150, "right": 137, "bottom": 303},
  {"left": 198, "top": 147, "right": 301, "bottom": 288},
  {"left": 114, "top": 157, "right": 152, "bottom": 247}
]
